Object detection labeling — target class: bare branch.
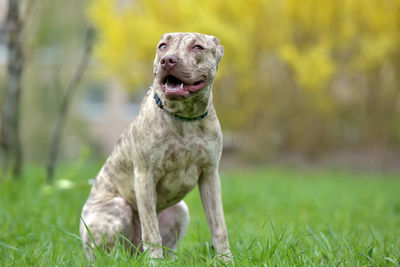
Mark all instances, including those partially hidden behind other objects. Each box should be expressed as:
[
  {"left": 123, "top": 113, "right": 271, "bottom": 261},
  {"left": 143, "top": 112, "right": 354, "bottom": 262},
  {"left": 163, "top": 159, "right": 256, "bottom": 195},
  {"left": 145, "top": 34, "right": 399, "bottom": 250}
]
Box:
[{"left": 46, "top": 26, "right": 95, "bottom": 183}]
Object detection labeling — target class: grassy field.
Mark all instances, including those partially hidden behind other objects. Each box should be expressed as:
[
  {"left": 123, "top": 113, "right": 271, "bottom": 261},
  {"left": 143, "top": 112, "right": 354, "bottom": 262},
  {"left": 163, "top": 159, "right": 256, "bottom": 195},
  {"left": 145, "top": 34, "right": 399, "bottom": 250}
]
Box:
[{"left": 1, "top": 162, "right": 400, "bottom": 266}]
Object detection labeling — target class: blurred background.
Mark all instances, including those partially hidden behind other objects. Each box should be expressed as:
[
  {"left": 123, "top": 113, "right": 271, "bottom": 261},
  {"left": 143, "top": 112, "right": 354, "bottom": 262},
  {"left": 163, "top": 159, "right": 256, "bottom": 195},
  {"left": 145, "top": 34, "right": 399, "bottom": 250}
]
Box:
[{"left": 1, "top": 0, "right": 400, "bottom": 178}]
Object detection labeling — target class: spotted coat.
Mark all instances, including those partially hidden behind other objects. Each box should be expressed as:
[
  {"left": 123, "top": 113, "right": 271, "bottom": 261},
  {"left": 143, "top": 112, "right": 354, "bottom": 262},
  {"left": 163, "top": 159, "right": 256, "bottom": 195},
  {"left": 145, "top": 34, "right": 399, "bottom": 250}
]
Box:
[{"left": 80, "top": 32, "right": 231, "bottom": 261}]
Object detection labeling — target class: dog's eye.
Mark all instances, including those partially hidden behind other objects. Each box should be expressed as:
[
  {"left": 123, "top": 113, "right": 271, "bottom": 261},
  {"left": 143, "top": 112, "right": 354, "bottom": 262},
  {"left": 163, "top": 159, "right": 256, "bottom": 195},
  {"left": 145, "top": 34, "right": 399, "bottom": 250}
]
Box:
[
  {"left": 158, "top": 43, "right": 167, "bottom": 50},
  {"left": 192, "top": 45, "right": 204, "bottom": 50}
]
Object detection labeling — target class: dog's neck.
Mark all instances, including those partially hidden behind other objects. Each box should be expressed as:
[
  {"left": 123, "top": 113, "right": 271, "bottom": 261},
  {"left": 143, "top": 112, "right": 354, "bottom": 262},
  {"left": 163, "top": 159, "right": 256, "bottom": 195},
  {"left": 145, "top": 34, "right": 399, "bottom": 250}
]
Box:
[{"left": 152, "top": 81, "right": 213, "bottom": 119}]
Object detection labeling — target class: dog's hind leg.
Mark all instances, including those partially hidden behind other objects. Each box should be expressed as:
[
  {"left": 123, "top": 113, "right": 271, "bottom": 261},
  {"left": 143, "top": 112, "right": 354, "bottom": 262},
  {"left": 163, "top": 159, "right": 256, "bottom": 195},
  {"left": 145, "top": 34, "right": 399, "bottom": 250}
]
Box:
[
  {"left": 80, "top": 196, "right": 140, "bottom": 259},
  {"left": 158, "top": 201, "right": 190, "bottom": 257}
]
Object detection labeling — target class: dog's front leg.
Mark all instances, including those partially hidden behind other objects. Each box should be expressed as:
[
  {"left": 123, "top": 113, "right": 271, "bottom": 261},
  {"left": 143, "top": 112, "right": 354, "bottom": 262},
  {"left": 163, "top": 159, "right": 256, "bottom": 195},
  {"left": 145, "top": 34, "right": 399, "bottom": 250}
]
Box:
[
  {"left": 199, "top": 170, "right": 232, "bottom": 261},
  {"left": 134, "top": 171, "right": 163, "bottom": 258}
]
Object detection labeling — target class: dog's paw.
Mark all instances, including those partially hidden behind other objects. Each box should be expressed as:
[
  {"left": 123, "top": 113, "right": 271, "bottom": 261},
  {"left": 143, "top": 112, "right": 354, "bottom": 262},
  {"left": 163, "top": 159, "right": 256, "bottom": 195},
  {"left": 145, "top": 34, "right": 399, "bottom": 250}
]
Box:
[
  {"left": 216, "top": 249, "right": 233, "bottom": 265},
  {"left": 149, "top": 246, "right": 164, "bottom": 259}
]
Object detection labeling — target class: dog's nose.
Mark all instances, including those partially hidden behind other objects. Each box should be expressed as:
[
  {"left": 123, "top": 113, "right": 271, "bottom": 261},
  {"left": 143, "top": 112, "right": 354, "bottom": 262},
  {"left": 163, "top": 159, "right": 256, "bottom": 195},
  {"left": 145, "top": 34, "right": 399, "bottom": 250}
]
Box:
[{"left": 161, "top": 55, "right": 179, "bottom": 70}]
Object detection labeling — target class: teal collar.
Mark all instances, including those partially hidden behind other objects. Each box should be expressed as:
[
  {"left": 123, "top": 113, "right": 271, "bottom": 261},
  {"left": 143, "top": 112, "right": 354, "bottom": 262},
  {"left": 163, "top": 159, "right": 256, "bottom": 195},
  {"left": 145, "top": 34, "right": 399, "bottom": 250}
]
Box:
[{"left": 154, "top": 92, "right": 208, "bottom": 122}]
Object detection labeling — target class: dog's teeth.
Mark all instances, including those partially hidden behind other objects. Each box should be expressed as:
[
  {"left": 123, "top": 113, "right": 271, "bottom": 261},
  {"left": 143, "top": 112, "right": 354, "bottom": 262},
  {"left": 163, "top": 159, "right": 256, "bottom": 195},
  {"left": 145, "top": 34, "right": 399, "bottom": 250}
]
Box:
[
  {"left": 180, "top": 83, "right": 184, "bottom": 89},
  {"left": 164, "top": 83, "right": 167, "bottom": 89}
]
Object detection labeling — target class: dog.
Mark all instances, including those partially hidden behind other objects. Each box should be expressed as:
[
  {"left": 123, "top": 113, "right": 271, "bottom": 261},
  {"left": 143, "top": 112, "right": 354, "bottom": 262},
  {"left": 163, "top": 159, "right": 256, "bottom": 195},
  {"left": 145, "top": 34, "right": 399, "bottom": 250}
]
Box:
[{"left": 80, "top": 32, "right": 231, "bottom": 261}]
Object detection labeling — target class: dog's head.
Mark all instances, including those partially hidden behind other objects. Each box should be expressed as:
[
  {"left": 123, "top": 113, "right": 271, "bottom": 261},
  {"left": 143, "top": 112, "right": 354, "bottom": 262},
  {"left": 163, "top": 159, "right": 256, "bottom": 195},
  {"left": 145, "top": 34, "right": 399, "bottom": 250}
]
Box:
[{"left": 153, "top": 32, "right": 224, "bottom": 100}]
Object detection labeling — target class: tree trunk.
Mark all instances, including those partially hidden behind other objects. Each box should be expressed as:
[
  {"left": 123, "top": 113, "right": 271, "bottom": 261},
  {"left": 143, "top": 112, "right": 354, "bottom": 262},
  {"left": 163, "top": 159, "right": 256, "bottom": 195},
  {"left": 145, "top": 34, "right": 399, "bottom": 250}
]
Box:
[{"left": 0, "top": 0, "right": 24, "bottom": 178}]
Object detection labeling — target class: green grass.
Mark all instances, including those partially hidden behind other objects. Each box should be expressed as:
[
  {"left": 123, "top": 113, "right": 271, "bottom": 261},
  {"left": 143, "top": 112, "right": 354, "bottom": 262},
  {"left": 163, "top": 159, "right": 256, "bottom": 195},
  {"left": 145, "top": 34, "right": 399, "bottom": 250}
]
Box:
[{"left": 1, "top": 163, "right": 400, "bottom": 266}]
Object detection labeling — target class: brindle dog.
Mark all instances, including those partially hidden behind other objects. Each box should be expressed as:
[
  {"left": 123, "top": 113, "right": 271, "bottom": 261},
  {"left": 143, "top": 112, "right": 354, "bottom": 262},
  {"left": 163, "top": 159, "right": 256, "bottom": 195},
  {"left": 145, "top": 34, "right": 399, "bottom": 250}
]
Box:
[{"left": 80, "top": 32, "right": 231, "bottom": 261}]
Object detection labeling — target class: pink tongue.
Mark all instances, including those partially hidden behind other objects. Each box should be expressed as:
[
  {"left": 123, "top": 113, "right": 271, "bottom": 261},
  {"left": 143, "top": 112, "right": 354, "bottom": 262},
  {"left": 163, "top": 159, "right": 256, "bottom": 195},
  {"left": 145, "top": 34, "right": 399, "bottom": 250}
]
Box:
[
  {"left": 166, "top": 80, "right": 184, "bottom": 90},
  {"left": 165, "top": 86, "right": 189, "bottom": 98}
]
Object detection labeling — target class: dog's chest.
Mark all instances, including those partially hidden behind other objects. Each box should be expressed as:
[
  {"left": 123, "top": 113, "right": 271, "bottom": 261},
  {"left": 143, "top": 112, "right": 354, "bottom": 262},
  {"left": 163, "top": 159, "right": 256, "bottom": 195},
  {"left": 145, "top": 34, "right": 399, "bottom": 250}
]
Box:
[{"left": 152, "top": 134, "right": 215, "bottom": 209}]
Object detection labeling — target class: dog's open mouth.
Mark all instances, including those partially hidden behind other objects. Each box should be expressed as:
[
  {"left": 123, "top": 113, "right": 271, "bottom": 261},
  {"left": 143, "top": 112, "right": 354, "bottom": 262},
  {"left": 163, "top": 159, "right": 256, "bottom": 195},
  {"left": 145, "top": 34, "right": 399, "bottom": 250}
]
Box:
[{"left": 161, "top": 75, "right": 206, "bottom": 99}]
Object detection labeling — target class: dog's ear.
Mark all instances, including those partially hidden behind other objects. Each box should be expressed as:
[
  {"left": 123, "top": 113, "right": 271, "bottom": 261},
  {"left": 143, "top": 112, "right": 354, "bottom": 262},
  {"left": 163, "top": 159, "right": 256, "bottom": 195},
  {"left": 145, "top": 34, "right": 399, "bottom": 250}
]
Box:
[
  {"left": 212, "top": 37, "right": 224, "bottom": 63},
  {"left": 217, "top": 45, "right": 224, "bottom": 59}
]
